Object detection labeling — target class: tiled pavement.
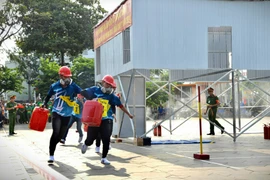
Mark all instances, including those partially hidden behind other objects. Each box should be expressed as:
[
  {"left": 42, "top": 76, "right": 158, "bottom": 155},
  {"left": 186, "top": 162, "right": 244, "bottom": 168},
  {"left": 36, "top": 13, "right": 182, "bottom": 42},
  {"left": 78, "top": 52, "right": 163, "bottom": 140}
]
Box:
[{"left": 0, "top": 117, "right": 270, "bottom": 180}]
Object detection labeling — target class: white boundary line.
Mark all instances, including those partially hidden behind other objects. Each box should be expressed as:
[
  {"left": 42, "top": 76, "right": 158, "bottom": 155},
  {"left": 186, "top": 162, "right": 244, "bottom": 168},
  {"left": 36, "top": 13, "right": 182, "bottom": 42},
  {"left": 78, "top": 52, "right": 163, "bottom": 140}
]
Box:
[
  {"left": 211, "top": 156, "right": 270, "bottom": 160},
  {"left": 125, "top": 143, "right": 241, "bottom": 170},
  {"left": 166, "top": 152, "right": 241, "bottom": 170},
  {"left": 0, "top": 126, "right": 69, "bottom": 180}
]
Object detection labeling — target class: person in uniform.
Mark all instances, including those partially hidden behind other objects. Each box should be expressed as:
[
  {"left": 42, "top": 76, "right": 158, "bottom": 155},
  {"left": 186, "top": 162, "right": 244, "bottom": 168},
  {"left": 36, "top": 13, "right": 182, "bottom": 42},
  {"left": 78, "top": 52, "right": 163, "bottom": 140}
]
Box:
[
  {"left": 204, "top": 88, "right": 225, "bottom": 135},
  {"left": 6, "top": 95, "right": 17, "bottom": 135}
]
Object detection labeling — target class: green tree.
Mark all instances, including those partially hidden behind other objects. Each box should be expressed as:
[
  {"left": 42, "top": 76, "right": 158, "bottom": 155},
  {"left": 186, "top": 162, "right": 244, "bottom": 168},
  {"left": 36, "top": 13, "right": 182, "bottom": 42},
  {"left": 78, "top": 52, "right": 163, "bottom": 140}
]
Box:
[
  {"left": 146, "top": 81, "right": 169, "bottom": 108},
  {"left": 33, "top": 58, "right": 60, "bottom": 99},
  {"left": 14, "top": 0, "right": 106, "bottom": 65},
  {"left": 0, "top": 0, "right": 24, "bottom": 46},
  {"left": 71, "top": 56, "right": 95, "bottom": 89},
  {"left": 146, "top": 69, "right": 171, "bottom": 108},
  {"left": 8, "top": 50, "right": 40, "bottom": 101},
  {"left": 0, "top": 66, "right": 24, "bottom": 96}
]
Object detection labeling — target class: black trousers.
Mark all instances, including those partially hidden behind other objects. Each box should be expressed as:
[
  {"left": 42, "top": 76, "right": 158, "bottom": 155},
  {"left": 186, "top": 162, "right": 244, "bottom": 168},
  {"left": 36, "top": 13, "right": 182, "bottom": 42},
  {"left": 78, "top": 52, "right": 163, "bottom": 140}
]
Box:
[
  {"left": 49, "top": 112, "right": 70, "bottom": 156},
  {"left": 85, "top": 119, "right": 113, "bottom": 158}
]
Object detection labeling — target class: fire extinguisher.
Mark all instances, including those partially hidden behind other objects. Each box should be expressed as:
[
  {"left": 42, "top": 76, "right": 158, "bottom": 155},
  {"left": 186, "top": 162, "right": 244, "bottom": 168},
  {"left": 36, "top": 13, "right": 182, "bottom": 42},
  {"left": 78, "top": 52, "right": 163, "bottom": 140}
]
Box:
[
  {"left": 157, "top": 125, "right": 162, "bottom": 136},
  {"left": 153, "top": 123, "right": 162, "bottom": 136},
  {"left": 268, "top": 124, "right": 270, "bottom": 140},
  {"left": 153, "top": 123, "right": 158, "bottom": 136},
  {"left": 264, "top": 124, "right": 269, "bottom": 139}
]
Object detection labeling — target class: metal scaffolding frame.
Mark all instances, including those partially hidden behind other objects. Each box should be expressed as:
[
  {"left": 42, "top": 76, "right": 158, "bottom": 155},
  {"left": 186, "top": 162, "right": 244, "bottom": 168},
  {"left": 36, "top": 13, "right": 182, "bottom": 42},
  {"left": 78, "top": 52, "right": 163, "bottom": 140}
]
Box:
[{"left": 116, "top": 69, "right": 270, "bottom": 142}]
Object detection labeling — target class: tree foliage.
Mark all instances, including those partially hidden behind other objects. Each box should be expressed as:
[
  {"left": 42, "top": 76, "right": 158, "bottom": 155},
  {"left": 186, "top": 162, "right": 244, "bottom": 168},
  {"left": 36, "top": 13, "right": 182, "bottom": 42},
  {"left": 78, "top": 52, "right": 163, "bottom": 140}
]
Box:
[
  {"left": 0, "top": 0, "right": 24, "bottom": 46},
  {"left": 13, "top": 0, "right": 107, "bottom": 65},
  {"left": 0, "top": 66, "right": 24, "bottom": 95},
  {"left": 32, "top": 55, "right": 95, "bottom": 99},
  {"left": 8, "top": 50, "right": 40, "bottom": 85},
  {"left": 33, "top": 58, "right": 60, "bottom": 99},
  {"left": 71, "top": 56, "right": 95, "bottom": 89},
  {"left": 146, "top": 81, "right": 169, "bottom": 108}
]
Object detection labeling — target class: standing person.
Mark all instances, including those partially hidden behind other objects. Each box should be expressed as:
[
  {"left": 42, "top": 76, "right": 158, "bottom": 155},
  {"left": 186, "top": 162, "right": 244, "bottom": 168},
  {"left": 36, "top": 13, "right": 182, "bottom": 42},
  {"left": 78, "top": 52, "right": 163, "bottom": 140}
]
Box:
[
  {"left": 6, "top": 95, "right": 17, "bottom": 135},
  {"left": 42, "top": 66, "right": 81, "bottom": 163},
  {"left": 0, "top": 100, "right": 5, "bottom": 128},
  {"left": 80, "top": 75, "right": 133, "bottom": 165},
  {"left": 60, "top": 94, "right": 85, "bottom": 144},
  {"left": 158, "top": 104, "right": 164, "bottom": 119},
  {"left": 18, "top": 104, "right": 27, "bottom": 124},
  {"left": 204, "top": 88, "right": 225, "bottom": 135}
]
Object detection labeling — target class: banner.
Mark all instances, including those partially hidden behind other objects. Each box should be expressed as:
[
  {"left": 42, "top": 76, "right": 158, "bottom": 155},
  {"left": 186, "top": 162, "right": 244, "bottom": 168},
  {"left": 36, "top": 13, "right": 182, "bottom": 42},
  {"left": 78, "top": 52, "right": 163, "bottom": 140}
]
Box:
[{"left": 94, "top": 0, "right": 132, "bottom": 49}]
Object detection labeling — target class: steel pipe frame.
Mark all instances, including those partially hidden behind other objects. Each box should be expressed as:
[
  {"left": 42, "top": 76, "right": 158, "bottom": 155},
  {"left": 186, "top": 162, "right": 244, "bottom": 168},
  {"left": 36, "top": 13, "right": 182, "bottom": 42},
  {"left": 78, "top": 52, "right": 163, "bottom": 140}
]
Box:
[
  {"left": 138, "top": 69, "right": 234, "bottom": 138},
  {"left": 120, "top": 68, "right": 268, "bottom": 141}
]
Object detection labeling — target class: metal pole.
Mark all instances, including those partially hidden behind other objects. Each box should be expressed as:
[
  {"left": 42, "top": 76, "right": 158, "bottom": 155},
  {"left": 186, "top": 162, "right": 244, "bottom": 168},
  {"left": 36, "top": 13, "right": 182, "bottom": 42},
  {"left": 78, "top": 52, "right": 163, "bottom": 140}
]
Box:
[
  {"left": 198, "top": 86, "right": 203, "bottom": 154},
  {"left": 232, "top": 71, "right": 237, "bottom": 142},
  {"left": 237, "top": 78, "right": 241, "bottom": 132},
  {"left": 169, "top": 83, "right": 172, "bottom": 134}
]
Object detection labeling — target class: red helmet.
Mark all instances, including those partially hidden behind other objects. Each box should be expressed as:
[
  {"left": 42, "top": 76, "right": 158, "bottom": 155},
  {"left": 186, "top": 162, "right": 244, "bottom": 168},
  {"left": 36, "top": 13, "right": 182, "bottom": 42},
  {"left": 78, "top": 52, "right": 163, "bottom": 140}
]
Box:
[
  {"left": 59, "top": 66, "right": 72, "bottom": 77},
  {"left": 102, "top": 75, "right": 116, "bottom": 88}
]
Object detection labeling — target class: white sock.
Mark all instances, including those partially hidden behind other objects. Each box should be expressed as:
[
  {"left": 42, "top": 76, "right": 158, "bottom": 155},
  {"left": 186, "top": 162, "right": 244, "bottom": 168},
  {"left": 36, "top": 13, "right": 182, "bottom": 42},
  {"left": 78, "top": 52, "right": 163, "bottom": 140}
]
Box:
[{"left": 49, "top": 156, "right": 54, "bottom": 161}]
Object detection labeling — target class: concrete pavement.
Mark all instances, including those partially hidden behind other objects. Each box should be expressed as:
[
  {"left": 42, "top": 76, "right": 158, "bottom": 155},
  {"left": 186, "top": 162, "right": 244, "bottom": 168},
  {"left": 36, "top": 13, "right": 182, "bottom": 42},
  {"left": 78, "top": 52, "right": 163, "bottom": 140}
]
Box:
[{"left": 0, "top": 118, "right": 270, "bottom": 180}]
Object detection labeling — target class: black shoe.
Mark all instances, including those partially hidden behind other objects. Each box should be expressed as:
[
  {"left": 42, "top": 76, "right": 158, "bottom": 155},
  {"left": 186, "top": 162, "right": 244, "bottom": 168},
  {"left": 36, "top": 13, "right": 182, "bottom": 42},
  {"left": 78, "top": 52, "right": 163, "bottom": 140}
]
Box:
[
  {"left": 48, "top": 160, "right": 54, "bottom": 163},
  {"left": 12, "top": 132, "right": 17, "bottom": 134},
  {"left": 207, "top": 133, "right": 215, "bottom": 135},
  {"left": 221, "top": 128, "right": 225, "bottom": 134}
]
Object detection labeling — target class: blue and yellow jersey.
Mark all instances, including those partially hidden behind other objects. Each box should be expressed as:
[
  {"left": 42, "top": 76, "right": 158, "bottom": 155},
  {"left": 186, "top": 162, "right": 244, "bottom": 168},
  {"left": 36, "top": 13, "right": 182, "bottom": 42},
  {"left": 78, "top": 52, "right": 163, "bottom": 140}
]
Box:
[
  {"left": 72, "top": 99, "right": 84, "bottom": 118},
  {"left": 84, "top": 86, "right": 122, "bottom": 121},
  {"left": 47, "top": 81, "right": 81, "bottom": 117}
]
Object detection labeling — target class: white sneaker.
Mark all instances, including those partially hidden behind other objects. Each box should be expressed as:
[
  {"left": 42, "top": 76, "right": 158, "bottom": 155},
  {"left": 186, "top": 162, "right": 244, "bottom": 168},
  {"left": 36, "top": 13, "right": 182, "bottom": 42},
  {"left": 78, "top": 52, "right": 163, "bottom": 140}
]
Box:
[
  {"left": 81, "top": 144, "right": 88, "bottom": 154},
  {"left": 95, "top": 146, "right": 100, "bottom": 153},
  {"left": 101, "top": 158, "right": 110, "bottom": 165},
  {"left": 48, "top": 156, "right": 54, "bottom": 163},
  {"left": 78, "top": 136, "right": 83, "bottom": 143}
]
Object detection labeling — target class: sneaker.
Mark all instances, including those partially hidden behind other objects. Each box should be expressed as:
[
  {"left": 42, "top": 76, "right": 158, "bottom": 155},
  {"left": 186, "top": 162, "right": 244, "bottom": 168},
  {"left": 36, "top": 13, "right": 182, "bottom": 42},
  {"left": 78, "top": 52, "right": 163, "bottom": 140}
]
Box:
[
  {"left": 78, "top": 136, "right": 83, "bottom": 143},
  {"left": 48, "top": 156, "right": 54, "bottom": 163},
  {"left": 101, "top": 158, "right": 110, "bottom": 165},
  {"left": 60, "top": 139, "right": 65, "bottom": 144},
  {"left": 81, "top": 144, "right": 88, "bottom": 154},
  {"left": 95, "top": 146, "right": 100, "bottom": 153}
]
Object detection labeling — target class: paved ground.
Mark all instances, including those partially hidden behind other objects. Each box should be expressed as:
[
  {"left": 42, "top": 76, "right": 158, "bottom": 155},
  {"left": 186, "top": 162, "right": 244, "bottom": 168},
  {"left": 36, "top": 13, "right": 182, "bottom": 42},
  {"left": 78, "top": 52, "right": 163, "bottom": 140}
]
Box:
[{"left": 0, "top": 117, "right": 270, "bottom": 180}]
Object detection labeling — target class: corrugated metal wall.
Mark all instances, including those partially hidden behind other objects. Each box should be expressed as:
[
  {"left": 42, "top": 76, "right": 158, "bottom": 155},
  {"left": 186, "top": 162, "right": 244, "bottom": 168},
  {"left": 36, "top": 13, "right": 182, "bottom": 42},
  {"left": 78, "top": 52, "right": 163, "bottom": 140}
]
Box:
[
  {"left": 95, "top": 32, "right": 133, "bottom": 81},
  {"left": 131, "top": 0, "right": 270, "bottom": 70}
]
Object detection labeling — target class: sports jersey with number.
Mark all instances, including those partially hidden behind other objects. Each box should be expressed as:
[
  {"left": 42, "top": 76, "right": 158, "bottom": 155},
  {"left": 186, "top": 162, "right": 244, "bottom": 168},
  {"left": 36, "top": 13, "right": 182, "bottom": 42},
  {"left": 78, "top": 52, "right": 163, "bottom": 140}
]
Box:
[
  {"left": 47, "top": 81, "right": 81, "bottom": 117},
  {"left": 84, "top": 86, "right": 122, "bottom": 121},
  {"left": 72, "top": 99, "right": 84, "bottom": 118}
]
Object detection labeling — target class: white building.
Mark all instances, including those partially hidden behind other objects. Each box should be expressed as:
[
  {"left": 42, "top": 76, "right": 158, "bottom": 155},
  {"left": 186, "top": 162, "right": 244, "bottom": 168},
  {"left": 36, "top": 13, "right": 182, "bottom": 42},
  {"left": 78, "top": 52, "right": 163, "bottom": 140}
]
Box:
[{"left": 93, "top": 0, "right": 270, "bottom": 137}]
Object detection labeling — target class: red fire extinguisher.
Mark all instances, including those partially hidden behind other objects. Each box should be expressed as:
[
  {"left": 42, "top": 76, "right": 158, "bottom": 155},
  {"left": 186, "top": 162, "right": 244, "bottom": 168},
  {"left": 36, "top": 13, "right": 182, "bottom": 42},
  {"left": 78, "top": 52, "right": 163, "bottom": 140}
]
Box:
[
  {"left": 157, "top": 125, "right": 162, "bottom": 136},
  {"left": 264, "top": 124, "right": 270, "bottom": 140},
  {"left": 268, "top": 124, "right": 270, "bottom": 140},
  {"left": 153, "top": 123, "right": 162, "bottom": 136}
]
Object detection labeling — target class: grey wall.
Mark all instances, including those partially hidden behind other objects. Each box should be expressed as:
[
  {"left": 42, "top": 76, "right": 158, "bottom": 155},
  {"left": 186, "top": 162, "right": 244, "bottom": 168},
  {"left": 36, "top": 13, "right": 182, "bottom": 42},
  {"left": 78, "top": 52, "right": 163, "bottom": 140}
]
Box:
[
  {"left": 115, "top": 76, "right": 146, "bottom": 137},
  {"left": 131, "top": 0, "right": 270, "bottom": 70}
]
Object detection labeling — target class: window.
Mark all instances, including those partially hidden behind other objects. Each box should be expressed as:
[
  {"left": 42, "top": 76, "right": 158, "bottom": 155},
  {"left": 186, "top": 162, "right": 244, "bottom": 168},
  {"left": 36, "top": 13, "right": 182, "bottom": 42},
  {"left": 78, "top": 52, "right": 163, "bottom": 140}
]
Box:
[
  {"left": 208, "top": 26, "right": 232, "bottom": 68},
  {"left": 123, "top": 27, "right": 130, "bottom": 64}
]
